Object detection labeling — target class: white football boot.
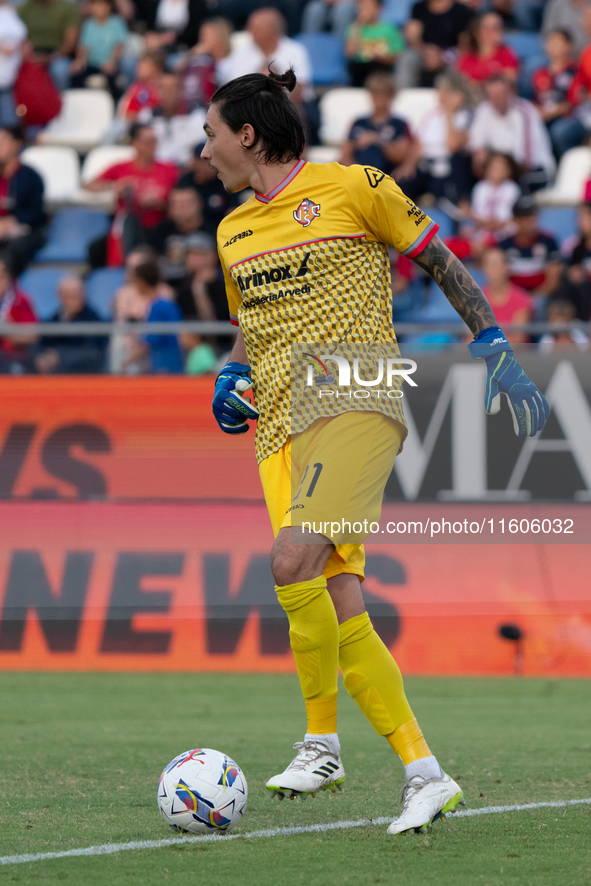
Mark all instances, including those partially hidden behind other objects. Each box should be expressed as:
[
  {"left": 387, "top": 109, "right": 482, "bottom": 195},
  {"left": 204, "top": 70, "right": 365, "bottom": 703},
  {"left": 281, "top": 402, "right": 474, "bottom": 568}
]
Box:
[
  {"left": 387, "top": 772, "right": 465, "bottom": 835},
  {"left": 266, "top": 740, "right": 345, "bottom": 800}
]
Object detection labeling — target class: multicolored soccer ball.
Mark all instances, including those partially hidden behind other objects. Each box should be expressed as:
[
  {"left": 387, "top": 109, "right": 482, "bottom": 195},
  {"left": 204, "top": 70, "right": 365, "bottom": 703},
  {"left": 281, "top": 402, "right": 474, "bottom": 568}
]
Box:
[{"left": 157, "top": 748, "right": 248, "bottom": 835}]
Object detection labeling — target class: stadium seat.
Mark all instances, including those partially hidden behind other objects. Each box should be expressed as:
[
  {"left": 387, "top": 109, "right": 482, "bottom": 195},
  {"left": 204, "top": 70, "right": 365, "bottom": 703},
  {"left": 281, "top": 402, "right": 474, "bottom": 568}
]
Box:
[
  {"left": 535, "top": 147, "right": 591, "bottom": 205},
  {"left": 75, "top": 144, "right": 135, "bottom": 208},
  {"left": 381, "top": 0, "right": 415, "bottom": 26},
  {"left": 306, "top": 145, "right": 341, "bottom": 164},
  {"left": 504, "top": 32, "right": 545, "bottom": 61},
  {"left": 35, "top": 208, "right": 111, "bottom": 263},
  {"left": 39, "top": 89, "right": 115, "bottom": 153},
  {"left": 422, "top": 206, "right": 454, "bottom": 239},
  {"left": 294, "top": 34, "right": 348, "bottom": 85},
  {"left": 319, "top": 87, "right": 438, "bottom": 145},
  {"left": 319, "top": 88, "right": 372, "bottom": 145},
  {"left": 20, "top": 146, "right": 80, "bottom": 204},
  {"left": 416, "top": 279, "right": 465, "bottom": 324},
  {"left": 18, "top": 268, "right": 65, "bottom": 319},
  {"left": 537, "top": 207, "right": 578, "bottom": 246},
  {"left": 85, "top": 267, "right": 125, "bottom": 318},
  {"left": 393, "top": 88, "right": 438, "bottom": 136}
]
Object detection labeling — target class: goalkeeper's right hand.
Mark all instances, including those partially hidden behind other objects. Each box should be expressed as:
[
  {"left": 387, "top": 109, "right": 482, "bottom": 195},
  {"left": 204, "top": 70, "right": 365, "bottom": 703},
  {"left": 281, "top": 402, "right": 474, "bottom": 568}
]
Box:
[{"left": 212, "top": 362, "right": 259, "bottom": 435}]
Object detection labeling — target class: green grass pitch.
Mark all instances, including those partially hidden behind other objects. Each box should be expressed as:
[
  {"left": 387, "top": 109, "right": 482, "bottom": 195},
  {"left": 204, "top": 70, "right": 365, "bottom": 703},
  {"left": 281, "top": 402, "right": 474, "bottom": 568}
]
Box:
[{"left": 1, "top": 673, "right": 590, "bottom": 885}]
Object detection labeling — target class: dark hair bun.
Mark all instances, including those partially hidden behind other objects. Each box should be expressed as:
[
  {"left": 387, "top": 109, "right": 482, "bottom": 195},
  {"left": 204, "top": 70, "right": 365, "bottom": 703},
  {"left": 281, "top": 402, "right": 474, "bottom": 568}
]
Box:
[{"left": 268, "top": 68, "right": 297, "bottom": 93}]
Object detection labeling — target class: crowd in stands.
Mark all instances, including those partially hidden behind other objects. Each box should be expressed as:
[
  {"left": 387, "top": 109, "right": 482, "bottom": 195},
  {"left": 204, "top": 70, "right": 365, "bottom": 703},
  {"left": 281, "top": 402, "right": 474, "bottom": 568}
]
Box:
[{"left": 0, "top": 0, "right": 590, "bottom": 373}]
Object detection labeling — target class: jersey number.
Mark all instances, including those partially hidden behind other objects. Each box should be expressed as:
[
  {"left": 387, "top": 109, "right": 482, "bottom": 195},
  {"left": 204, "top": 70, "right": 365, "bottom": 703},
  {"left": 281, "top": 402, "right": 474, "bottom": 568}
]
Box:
[{"left": 293, "top": 462, "right": 323, "bottom": 501}]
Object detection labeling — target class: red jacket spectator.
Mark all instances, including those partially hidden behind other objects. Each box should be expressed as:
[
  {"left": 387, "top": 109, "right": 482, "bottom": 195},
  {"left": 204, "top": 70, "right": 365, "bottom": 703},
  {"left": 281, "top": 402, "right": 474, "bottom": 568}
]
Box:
[
  {"left": 0, "top": 256, "right": 37, "bottom": 368},
  {"left": 456, "top": 12, "right": 519, "bottom": 84}
]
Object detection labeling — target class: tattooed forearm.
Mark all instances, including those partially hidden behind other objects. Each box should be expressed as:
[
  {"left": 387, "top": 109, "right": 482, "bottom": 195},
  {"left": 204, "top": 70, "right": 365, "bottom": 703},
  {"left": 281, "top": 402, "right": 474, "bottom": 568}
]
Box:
[{"left": 412, "top": 234, "right": 497, "bottom": 336}]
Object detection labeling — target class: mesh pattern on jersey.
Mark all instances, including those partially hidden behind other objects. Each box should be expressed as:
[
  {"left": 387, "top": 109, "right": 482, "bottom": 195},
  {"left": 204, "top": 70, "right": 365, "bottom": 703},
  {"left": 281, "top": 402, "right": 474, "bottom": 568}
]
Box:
[{"left": 232, "top": 237, "right": 407, "bottom": 464}]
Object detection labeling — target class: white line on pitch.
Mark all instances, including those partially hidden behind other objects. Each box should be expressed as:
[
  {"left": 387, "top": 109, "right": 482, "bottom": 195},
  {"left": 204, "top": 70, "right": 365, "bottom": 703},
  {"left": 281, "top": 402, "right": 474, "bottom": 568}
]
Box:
[{"left": 1, "top": 797, "right": 590, "bottom": 867}]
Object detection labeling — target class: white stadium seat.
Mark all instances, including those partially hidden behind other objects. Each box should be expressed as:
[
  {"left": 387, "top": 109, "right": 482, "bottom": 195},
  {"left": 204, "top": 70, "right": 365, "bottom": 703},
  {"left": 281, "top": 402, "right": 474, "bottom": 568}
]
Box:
[
  {"left": 306, "top": 145, "right": 341, "bottom": 164},
  {"left": 392, "top": 88, "right": 438, "bottom": 135},
  {"left": 535, "top": 147, "right": 591, "bottom": 206},
  {"left": 39, "top": 89, "right": 115, "bottom": 153},
  {"left": 75, "top": 144, "right": 136, "bottom": 208},
  {"left": 319, "top": 87, "right": 439, "bottom": 146},
  {"left": 319, "top": 88, "right": 371, "bottom": 146},
  {"left": 21, "top": 146, "right": 80, "bottom": 204}
]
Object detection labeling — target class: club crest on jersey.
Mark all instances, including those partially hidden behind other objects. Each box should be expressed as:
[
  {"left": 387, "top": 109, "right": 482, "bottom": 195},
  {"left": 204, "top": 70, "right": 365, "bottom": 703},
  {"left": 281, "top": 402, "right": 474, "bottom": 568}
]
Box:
[{"left": 293, "top": 198, "right": 320, "bottom": 228}]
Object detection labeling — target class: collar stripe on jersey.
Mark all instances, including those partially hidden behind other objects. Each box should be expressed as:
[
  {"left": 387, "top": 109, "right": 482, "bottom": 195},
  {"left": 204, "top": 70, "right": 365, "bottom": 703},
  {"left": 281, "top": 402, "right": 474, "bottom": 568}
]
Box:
[
  {"left": 229, "top": 233, "right": 366, "bottom": 271},
  {"left": 255, "top": 159, "right": 307, "bottom": 204}
]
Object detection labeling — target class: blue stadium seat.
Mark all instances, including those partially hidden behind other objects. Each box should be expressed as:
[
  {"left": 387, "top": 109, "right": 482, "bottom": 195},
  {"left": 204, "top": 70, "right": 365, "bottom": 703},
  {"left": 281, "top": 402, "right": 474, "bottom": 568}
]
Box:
[
  {"left": 294, "top": 34, "right": 348, "bottom": 85},
  {"left": 381, "top": 0, "right": 415, "bottom": 26},
  {"left": 35, "top": 209, "right": 111, "bottom": 263},
  {"left": 464, "top": 265, "right": 486, "bottom": 290},
  {"left": 18, "top": 268, "right": 65, "bottom": 319},
  {"left": 85, "top": 267, "right": 124, "bottom": 319},
  {"left": 537, "top": 207, "right": 578, "bottom": 246},
  {"left": 415, "top": 280, "right": 465, "bottom": 324},
  {"left": 504, "top": 32, "right": 545, "bottom": 62},
  {"left": 422, "top": 207, "right": 455, "bottom": 240}
]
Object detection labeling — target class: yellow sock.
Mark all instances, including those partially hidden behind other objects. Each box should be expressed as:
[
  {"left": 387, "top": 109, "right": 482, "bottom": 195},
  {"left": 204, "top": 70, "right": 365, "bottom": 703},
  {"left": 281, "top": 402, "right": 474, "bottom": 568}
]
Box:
[
  {"left": 386, "top": 719, "right": 432, "bottom": 765},
  {"left": 339, "top": 611, "right": 414, "bottom": 736},
  {"left": 276, "top": 576, "right": 339, "bottom": 734}
]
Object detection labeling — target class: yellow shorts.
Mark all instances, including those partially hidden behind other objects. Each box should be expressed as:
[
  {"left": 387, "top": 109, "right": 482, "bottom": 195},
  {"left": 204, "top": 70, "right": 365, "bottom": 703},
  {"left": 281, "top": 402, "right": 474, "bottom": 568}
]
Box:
[{"left": 258, "top": 411, "right": 404, "bottom": 581}]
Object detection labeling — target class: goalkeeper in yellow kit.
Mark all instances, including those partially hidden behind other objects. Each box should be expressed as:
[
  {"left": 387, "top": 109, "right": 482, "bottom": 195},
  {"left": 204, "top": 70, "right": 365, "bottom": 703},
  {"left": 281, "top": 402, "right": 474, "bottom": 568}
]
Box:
[{"left": 205, "top": 69, "right": 549, "bottom": 836}]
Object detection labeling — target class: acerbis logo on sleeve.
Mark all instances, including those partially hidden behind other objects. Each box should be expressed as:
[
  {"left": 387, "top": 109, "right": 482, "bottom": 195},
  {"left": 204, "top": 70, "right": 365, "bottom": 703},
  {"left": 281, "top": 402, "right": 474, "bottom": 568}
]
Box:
[
  {"left": 364, "top": 168, "right": 385, "bottom": 188},
  {"left": 223, "top": 230, "right": 253, "bottom": 248}
]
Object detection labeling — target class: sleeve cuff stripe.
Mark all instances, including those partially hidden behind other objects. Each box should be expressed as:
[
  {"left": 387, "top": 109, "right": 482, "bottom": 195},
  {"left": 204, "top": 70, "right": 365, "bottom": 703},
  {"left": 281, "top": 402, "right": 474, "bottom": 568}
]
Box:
[
  {"left": 230, "top": 316, "right": 239, "bottom": 327},
  {"left": 403, "top": 221, "right": 440, "bottom": 259}
]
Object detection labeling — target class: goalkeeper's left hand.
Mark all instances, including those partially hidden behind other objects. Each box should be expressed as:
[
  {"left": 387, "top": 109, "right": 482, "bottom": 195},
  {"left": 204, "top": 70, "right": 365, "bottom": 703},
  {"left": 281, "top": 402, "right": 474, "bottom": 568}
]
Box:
[
  {"left": 212, "top": 362, "right": 259, "bottom": 435},
  {"left": 468, "top": 327, "right": 550, "bottom": 437}
]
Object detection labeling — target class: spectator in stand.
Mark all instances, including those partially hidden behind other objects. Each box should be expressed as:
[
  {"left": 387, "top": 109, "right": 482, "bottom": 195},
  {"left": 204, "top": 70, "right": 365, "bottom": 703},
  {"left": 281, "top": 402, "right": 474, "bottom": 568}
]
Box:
[
  {"left": 150, "top": 187, "right": 206, "bottom": 286},
  {"left": 471, "top": 151, "right": 520, "bottom": 244},
  {"left": 110, "top": 244, "right": 173, "bottom": 373},
  {"left": 0, "top": 0, "right": 27, "bottom": 128},
  {"left": 85, "top": 122, "right": 178, "bottom": 265},
  {"left": 69, "top": 0, "right": 129, "bottom": 99},
  {"left": 147, "top": 0, "right": 208, "bottom": 53},
  {"left": 398, "top": 0, "right": 473, "bottom": 89},
  {"left": 34, "top": 276, "right": 106, "bottom": 374},
  {"left": 0, "top": 125, "right": 46, "bottom": 276},
  {"left": 130, "top": 259, "right": 184, "bottom": 373},
  {"left": 555, "top": 201, "right": 591, "bottom": 321},
  {"left": 469, "top": 75, "right": 555, "bottom": 191},
  {"left": 223, "top": 8, "right": 313, "bottom": 104},
  {"left": 173, "top": 17, "right": 226, "bottom": 107},
  {"left": 498, "top": 195, "right": 562, "bottom": 302},
  {"left": 539, "top": 299, "right": 589, "bottom": 351},
  {"left": 340, "top": 72, "right": 411, "bottom": 174},
  {"left": 543, "top": 0, "right": 589, "bottom": 59},
  {"left": 117, "top": 51, "right": 165, "bottom": 121},
  {"left": 456, "top": 12, "right": 519, "bottom": 87},
  {"left": 301, "top": 0, "right": 357, "bottom": 39},
  {"left": 0, "top": 256, "right": 37, "bottom": 373},
  {"left": 345, "top": 0, "right": 404, "bottom": 88},
  {"left": 177, "top": 141, "right": 240, "bottom": 236},
  {"left": 533, "top": 30, "right": 584, "bottom": 160},
  {"left": 480, "top": 247, "right": 532, "bottom": 343},
  {"left": 175, "top": 230, "right": 232, "bottom": 356},
  {"left": 139, "top": 72, "right": 205, "bottom": 166},
  {"left": 17, "top": 0, "right": 80, "bottom": 93},
  {"left": 175, "top": 231, "right": 228, "bottom": 321},
  {"left": 395, "top": 72, "right": 473, "bottom": 206},
  {"left": 570, "top": 7, "right": 591, "bottom": 138},
  {"left": 183, "top": 333, "right": 218, "bottom": 374}
]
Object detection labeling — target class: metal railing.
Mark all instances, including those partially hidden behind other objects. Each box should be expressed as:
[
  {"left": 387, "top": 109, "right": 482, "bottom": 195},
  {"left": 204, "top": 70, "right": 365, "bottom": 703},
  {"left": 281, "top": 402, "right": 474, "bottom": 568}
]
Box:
[{"left": 1, "top": 321, "right": 590, "bottom": 336}]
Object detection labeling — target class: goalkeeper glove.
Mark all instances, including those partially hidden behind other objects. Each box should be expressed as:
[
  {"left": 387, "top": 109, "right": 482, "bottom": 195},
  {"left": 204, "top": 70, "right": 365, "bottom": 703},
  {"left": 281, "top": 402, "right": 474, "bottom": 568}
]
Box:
[
  {"left": 468, "top": 327, "right": 550, "bottom": 437},
  {"left": 212, "top": 362, "right": 259, "bottom": 435}
]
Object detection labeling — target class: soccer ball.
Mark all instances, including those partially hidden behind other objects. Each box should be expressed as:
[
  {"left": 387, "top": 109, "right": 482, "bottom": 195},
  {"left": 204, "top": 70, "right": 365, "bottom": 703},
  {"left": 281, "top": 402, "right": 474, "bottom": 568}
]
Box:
[{"left": 157, "top": 748, "right": 248, "bottom": 835}]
